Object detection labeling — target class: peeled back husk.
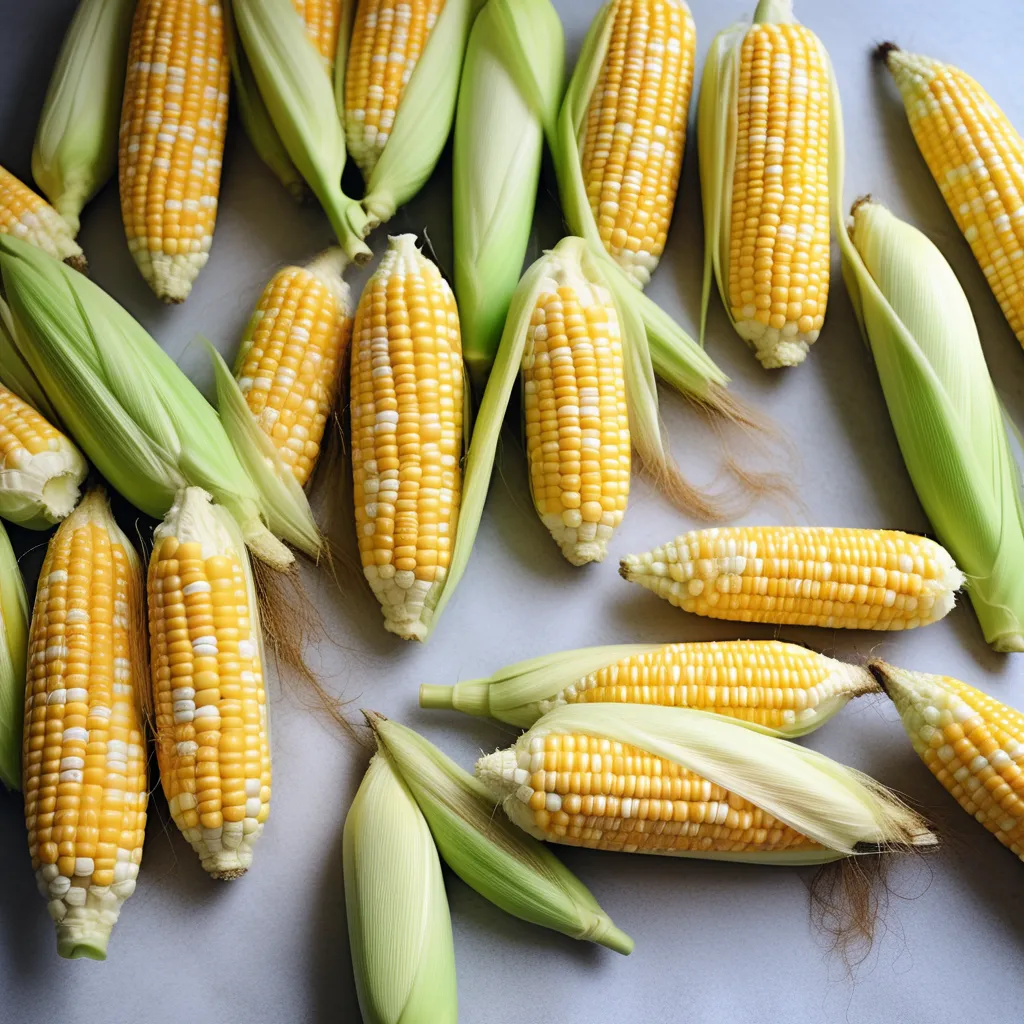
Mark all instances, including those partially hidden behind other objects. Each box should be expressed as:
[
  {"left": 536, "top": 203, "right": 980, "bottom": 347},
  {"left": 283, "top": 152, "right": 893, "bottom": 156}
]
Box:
[
  {"left": 344, "top": 748, "right": 458, "bottom": 1024},
  {"left": 0, "top": 520, "right": 28, "bottom": 790},
  {"left": 367, "top": 711, "right": 633, "bottom": 954}
]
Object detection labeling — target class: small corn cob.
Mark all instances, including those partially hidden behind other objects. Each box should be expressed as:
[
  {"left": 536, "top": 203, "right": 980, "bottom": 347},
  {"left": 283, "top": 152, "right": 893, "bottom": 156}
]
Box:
[
  {"left": 873, "top": 661, "right": 1024, "bottom": 861},
  {"left": 0, "top": 520, "right": 28, "bottom": 791},
  {"left": 0, "top": 165, "right": 85, "bottom": 271},
  {"left": 234, "top": 249, "right": 352, "bottom": 488},
  {"left": 23, "top": 489, "right": 148, "bottom": 960},
  {"left": 477, "top": 704, "right": 935, "bottom": 863},
  {"left": 350, "top": 235, "right": 464, "bottom": 640},
  {"left": 621, "top": 526, "right": 964, "bottom": 631},
  {"left": 880, "top": 45, "right": 1024, "bottom": 350},
  {"left": 118, "top": 0, "right": 230, "bottom": 302},
  {"left": 148, "top": 487, "right": 271, "bottom": 879},
  {"left": 0, "top": 384, "right": 87, "bottom": 530},
  {"left": 421, "top": 639, "right": 879, "bottom": 735}
]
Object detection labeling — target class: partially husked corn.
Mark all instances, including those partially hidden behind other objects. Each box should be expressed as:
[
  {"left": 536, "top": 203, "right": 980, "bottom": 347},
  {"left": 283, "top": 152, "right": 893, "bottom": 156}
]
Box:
[
  {"left": 0, "top": 165, "right": 85, "bottom": 270},
  {"left": 293, "top": 0, "right": 343, "bottom": 70},
  {"left": 621, "top": 526, "right": 964, "bottom": 630}
]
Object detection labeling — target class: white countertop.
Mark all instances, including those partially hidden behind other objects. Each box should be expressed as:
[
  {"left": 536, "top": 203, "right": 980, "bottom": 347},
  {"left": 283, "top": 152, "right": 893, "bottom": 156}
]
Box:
[{"left": 1, "top": 1, "right": 1022, "bottom": 1022}]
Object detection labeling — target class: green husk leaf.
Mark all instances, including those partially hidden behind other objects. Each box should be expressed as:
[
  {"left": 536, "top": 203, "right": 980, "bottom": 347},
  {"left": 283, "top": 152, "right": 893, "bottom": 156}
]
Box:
[
  {"left": 368, "top": 712, "right": 633, "bottom": 954},
  {"left": 0, "top": 296, "right": 60, "bottom": 422},
  {"left": 344, "top": 748, "right": 458, "bottom": 1024},
  {"left": 0, "top": 520, "right": 27, "bottom": 790}
]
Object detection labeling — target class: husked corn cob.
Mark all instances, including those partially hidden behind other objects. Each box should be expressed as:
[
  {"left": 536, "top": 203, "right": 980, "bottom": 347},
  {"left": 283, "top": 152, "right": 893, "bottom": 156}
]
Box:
[
  {"left": 578, "top": 0, "right": 696, "bottom": 286},
  {"left": 350, "top": 234, "right": 464, "bottom": 640},
  {"left": 234, "top": 249, "right": 352, "bottom": 488},
  {"left": 0, "top": 165, "right": 85, "bottom": 271},
  {"left": 118, "top": 0, "right": 230, "bottom": 302},
  {"left": 621, "top": 526, "right": 964, "bottom": 631},
  {"left": 23, "top": 489, "right": 148, "bottom": 960},
  {"left": 148, "top": 487, "right": 271, "bottom": 879},
  {"left": 880, "top": 45, "right": 1024, "bottom": 351},
  {"left": 873, "top": 662, "right": 1024, "bottom": 861}
]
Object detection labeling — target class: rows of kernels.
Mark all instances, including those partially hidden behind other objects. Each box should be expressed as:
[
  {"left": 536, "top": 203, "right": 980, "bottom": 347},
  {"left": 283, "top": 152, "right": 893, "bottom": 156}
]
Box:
[
  {"left": 549, "top": 640, "right": 868, "bottom": 729},
  {"left": 623, "top": 527, "right": 960, "bottom": 630},
  {"left": 504, "top": 733, "right": 817, "bottom": 854},
  {"left": 293, "top": 0, "right": 342, "bottom": 69},
  {"left": 0, "top": 164, "right": 84, "bottom": 265},
  {"left": 0, "top": 386, "right": 62, "bottom": 463},
  {"left": 890, "top": 52, "right": 1024, "bottom": 348},
  {"left": 522, "top": 286, "right": 630, "bottom": 565},
  {"left": 727, "top": 23, "right": 830, "bottom": 367},
  {"left": 350, "top": 240, "right": 463, "bottom": 636},
  {"left": 580, "top": 0, "right": 695, "bottom": 286},
  {"left": 118, "top": 0, "right": 230, "bottom": 301},
  {"left": 344, "top": 0, "right": 446, "bottom": 177},
  {"left": 149, "top": 536, "right": 270, "bottom": 876},
  {"left": 23, "top": 515, "right": 147, "bottom": 932},
  {"left": 236, "top": 266, "right": 350, "bottom": 486}
]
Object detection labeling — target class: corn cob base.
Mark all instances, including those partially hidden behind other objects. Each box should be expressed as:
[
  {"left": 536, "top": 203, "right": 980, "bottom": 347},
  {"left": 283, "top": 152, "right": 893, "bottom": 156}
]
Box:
[{"left": 40, "top": 881, "right": 128, "bottom": 960}]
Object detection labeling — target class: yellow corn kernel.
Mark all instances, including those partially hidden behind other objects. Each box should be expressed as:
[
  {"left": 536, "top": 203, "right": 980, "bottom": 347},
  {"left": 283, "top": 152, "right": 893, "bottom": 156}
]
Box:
[
  {"left": 293, "top": 0, "right": 342, "bottom": 70},
  {"left": 118, "top": 0, "right": 230, "bottom": 302},
  {"left": 0, "top": 164, "right": 85, "bottom": 270}
]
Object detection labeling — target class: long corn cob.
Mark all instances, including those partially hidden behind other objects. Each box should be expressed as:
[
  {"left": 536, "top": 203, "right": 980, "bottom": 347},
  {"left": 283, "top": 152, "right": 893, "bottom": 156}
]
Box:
[
  {"left": 0, "top": 384, "right": 87, "bottom": 530},
  {"left": 873, "top": 661, "right": 1023, "bottom": 861},
  {"left": 350, "top": 235, "right": 464, "bottom": 640},
  {"left": 879, "top": 45, "right": 1024, "bottom": 350},
  {"left": 234, "top": 249, "right": 352, "bottom": 488},
  {"left": 0, "top": 165, "right": 85, "bottom": 271},
  {"left": 621, "top": 526, "right": 964, "bottom": 631},
  {"left": 118, "top": 0, "right": 230, "bottom": 302},
  {"left": 23, "top": 489, "right": 148, "bottom": 960},
  {"left": 421, "top": 639, "right": 879, "bottom": 734},
  {"left": 0, "top": 520, "right": 28, "bottom": 791},
  {"left": 148, "top": 487, "right": 271, "bottom": 879}
]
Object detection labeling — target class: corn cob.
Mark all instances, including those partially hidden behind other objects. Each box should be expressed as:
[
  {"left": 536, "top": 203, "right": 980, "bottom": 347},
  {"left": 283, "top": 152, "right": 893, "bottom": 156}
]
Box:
[
  {"left": 148, "top": 487, "right": 271, "bottom": 879},
  {"left": 293, "top": 0, "right": 344, "bottom": 69},
  {"left": 118, "top": 0, "right": 230, "bottom": 302},
  {"left": 350, "top": 234, "right": 464, "bottom": 640},
  {"left": 0, "top": 165, "right": 85, "bottom": 271},
  {"left": 234, "top": 249, "right": 352, "bottom": 488},
  {"left": 621, "top": 526, "right": 963, "bottom": 631},
  {"left": 421, "top": 639, "right": 878, "bottom": 734},
  {"left": 879, "top": 45, "right": 1024, "bottom": 350},
  {"left": 0, "top": 520, "right": 28, "bottom": 791},
  {"left": 477, "top": 704, "right": 935, "bottom": 863},
  {"left": 0, "top": 384, "right": 87, "bottom": 530},
  {"left": 23, "top": 489, "right": 148, "bottom": 960},
  {"left": 699, "top": 0, "right": 835, "bottom": 368},
  {"left": 873, "top": 661, "right": 1023, "bottom": 861}
]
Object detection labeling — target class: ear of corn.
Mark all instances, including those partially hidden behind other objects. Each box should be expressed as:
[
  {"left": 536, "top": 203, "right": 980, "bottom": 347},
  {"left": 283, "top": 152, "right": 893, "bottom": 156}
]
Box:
[
  {"left": 453, "top": 0, "right": 564, "bottom": 389},
  {"left": 0, "top": 165, "right": 85, "bottom": 271},
  {"left": 148, "top": 487, "right": 271, "bottom": 879},
  {"left": 367, "top": 711, "right": 634, "bottom": 954},
  {"left": 0, "top": 234, "right": 310, "bottom": 569},
  {"left": 698, "top": 0, "right": 835, "bottom": 368},
  {"left": 344, "top": 747, "right": 458, "bottom": 1024},
  {"left": 348, "top": 0, "right": 476, "bottom": 228},
  {"left": 233, "top": 0, "right": 370, "bottom": 262},
  {"left": 421, "top": 639, "right": 879, "bottom": 734},
  {"left": 0, "top": 297, "right": 58, "bottom": 423},
  {"left": 839, "top": 197, "right": 1024, "bottom": 652},
  {"left": 0, "top": 520, "right": 28, "bottom": 791},
  {"left": 32, "top": 0, "right": 135, "bottom": 237},
  {"left": 24, "top": 489, "right": 148, "bottom": 960},
  {"left": 119, "top": 0, "right": 230, "bottom": 302},
  {"left": 872, "top": 661, "right": 1024, "bottom": 861},
  {"left": 621, "top": 526, "right": 963, "bottom": 632},
  {"left": 554, "top": 0, "right": 696, "bottom": 288},
  {"left": 0, "top": 384, "right": 87, "bottom": 530},
  {"left": 880, "top": 46, "right": 1024, "bottom": 352},
  {"left": 476, "top": 703, "right": 936, "bottom": 863}
]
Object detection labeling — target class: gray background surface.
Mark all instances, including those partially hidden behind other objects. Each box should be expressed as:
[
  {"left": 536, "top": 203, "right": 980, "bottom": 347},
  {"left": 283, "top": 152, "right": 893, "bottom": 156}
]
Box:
[{"left": 1, "top": 1, "right": 1023, "bottom": 1022}]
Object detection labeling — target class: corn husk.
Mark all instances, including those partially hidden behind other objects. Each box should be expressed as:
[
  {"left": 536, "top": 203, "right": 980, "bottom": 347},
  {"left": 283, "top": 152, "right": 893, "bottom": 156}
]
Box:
[
  {"left": 344, "top": 748, "right": 458, "bottom": 1024},
  {"left": 31, "top": 0, "right": 134, "bottom": 237},
  {"left": 421, "top": 640, "right": 878, "bottom": 734},
  {"left": 839, "top": 197, "right": 1024, "bottom": 652},
  {"left": 0, "top": 297, "right": 58, "bottom": 422},
  {"left": 367, "top": 711, "right": 633, "bottom": 954},
  {"left": 357, "top": 0, "right": 475, "bottom": 229},
  {"left": 233, "top": 0, "right": 369, "bottom": 262},
  {"left": 0, "top": 234, "right": 319, "bottom": 569},
  {"left": 0, "top": 520, "right": 27, "bottom": 790},
  {"left": 453, "top": 0, "right": 564, "bottom": 391},
  {"left": 477, "top": 704, "right": 936, "bottom": 864}
]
